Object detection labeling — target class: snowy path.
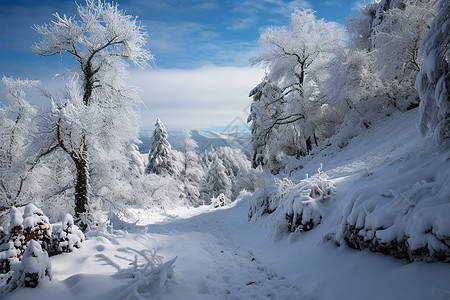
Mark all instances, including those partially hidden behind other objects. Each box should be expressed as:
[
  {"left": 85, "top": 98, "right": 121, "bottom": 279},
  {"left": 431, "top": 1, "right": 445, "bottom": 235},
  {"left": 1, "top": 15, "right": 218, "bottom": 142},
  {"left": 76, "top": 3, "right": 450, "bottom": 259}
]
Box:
[
  {"left": 134, "top": 203, "right": 309, "bottom": 299},
  {"left": 5, "top": 200, "right": 450, "bottom": 300}
]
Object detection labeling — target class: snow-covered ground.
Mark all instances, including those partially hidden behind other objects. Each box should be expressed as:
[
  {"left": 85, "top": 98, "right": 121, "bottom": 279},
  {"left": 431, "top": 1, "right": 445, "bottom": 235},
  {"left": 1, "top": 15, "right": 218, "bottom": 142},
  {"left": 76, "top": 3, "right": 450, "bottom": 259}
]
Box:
[{"left": 5, "top": 109, "right": 450, "bottom": 300}]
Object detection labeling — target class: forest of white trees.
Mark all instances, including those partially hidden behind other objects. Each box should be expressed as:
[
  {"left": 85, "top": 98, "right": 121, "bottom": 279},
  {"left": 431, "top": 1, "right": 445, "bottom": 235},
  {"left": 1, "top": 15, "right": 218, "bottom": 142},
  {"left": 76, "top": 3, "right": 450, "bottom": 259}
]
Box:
[
  {"left": 0, "top": 0, "right": 449, "bottom": 295},
  {"left": 248, "top": 0, "right": 444, "bottom": 174}
]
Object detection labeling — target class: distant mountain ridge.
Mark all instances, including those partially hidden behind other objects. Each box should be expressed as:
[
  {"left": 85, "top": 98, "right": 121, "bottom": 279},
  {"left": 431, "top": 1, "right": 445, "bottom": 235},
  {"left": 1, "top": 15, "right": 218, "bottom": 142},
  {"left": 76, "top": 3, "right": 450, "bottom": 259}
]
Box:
[{"left": 139, "top": 129, "right": 252, "bottom": 157}]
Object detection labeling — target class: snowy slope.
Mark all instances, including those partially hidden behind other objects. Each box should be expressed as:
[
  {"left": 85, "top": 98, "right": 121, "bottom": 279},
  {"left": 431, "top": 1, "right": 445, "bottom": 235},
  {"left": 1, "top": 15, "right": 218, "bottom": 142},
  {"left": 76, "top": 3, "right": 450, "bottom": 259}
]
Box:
[{"left": 5, "top": 109, "right": 450, "bottom": 300}]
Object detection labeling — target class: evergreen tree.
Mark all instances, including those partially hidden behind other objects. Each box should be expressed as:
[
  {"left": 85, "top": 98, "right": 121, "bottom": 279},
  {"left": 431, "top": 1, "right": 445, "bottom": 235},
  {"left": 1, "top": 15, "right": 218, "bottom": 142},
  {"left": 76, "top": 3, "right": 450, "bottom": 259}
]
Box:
[
  {"left": 202, "top": 154, "right": 232, "bottom": 202},
  {"left": 146, "top": 119, "right": 174, "bottom": 176},
  {"left": 178, "top": 130, "right": 203, "bottom": 206}
]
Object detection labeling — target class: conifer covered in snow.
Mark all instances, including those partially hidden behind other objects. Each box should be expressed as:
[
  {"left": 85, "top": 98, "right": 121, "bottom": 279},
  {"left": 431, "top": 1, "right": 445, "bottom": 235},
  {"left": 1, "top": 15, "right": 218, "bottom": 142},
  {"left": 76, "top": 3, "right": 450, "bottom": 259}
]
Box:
[
  {"left": 203, "top": 155, "right": 233, "bottom": 201},
  {"left": 0, "top": 207, "right": 26, "bottom": 273},
  {"left": 22, "top": 204, "right": 51, "bottom": 252},
  {"left": 17, "top": 240, "right": 52, "bottom": 288},
  {"left": 415, "top": 0, "right": 450, "bottom": 145},
  {"left": 50, "top": 214, "right": 84, "bottom": 255},
  {"left": 146, "top": 119, "right": 175, "bottom": 176},
  {"left": 178, "top": 130, "right": 203, "bottom": 206}
]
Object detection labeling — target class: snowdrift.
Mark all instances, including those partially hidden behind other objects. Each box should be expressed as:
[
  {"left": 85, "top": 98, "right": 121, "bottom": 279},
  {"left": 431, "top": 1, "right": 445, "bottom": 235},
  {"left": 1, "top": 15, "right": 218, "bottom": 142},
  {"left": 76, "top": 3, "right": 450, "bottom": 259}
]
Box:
[{"left": 248, "top": 109, "right": 450, "bottom": 262}]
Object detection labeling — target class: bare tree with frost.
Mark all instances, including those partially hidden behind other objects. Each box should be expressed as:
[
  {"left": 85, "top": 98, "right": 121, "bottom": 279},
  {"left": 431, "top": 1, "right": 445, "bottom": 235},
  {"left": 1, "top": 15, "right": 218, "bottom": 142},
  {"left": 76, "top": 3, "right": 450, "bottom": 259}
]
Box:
[
  {"left": 0, "top": 78, "right": 38, "bottom": 218},
  {"left": 249, "top": 9, "right": 342, "bottom": 173},
  {"left": 32, "top": 0, "right": 152, "bottom": 229}
]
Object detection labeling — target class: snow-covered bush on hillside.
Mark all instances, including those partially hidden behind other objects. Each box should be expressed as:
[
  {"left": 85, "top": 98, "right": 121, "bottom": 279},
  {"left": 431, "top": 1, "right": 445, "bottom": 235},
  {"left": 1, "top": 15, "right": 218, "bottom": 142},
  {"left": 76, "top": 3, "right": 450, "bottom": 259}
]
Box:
[
  {"left": 212, "top": 193, "right": 231, "bottom": 208},
  {"left": 415, "top": 0, "right": 450, "bottom": 146},
  {"left": 335, "top": 147, "right": 450, "bottom": 262},
  {"left": 249, "top": 166, "right": 335, "bottom": 239}
]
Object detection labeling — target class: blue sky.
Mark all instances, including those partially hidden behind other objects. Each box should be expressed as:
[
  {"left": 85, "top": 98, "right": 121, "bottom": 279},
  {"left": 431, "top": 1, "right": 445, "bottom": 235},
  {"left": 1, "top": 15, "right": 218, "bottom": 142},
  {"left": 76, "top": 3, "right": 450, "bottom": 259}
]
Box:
[{"left": 0, "top": 0, "right": 364, "bottom": 131}]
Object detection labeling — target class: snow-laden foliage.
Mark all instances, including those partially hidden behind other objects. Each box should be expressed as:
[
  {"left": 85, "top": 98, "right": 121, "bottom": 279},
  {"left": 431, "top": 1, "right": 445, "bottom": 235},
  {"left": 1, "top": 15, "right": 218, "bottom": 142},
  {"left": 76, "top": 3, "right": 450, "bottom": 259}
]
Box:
[
  {"left": 249, "top": 165, "right": 335, "bottom": 240},
  {"left": 146, "top": 119, "right": 175, "bottom": 176},
  {"left": 0, "top": 204, "right": 86, "bottom": 296},
  {"left": 415, "top": 0, "right": 450, "bottom": 145}
]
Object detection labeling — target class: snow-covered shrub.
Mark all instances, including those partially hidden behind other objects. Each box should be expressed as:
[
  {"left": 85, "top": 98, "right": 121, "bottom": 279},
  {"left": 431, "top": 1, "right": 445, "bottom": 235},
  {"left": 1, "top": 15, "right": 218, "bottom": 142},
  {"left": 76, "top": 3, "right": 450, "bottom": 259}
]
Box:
[
  {"left": 0, "top": 242, "right": 19, "bottom": 274},
  {"left": 212, "top": 193, "right": 231, "bottom": 208},
  {"left": 50, "top": 214, "right": 84, "bottom": 255},
  {"left": 248, "top": 176, "right": 282, "bottom": 221},
  {"left": 0, "top": 240, "right": 52, "bottom": 297},
  {"left": 22, "top": 204, "right": 51, "bottom": 251},
  {"left": 17, "top": 240, "right": 52, "bottom": 288},
  {"left": 249, "top": 166, "right": 336, "bottom": 239},
  {"left": 0, "top": 207, "right": 26, "bottom": 273},
  {"left": 337, "top": 150, "right": 450, "bottom": 262},
  {"left": 281, "top": 169, "right": 335, "bottom": 232}
]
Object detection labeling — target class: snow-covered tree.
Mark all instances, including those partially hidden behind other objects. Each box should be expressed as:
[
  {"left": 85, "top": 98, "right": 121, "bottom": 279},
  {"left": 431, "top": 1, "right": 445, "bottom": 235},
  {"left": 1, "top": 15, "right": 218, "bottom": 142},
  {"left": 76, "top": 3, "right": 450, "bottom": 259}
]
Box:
[
  {"left": 249, "top": 9, "right": 342, "bottom": 173},
  {"left": 345, "top": 0, "right": 436, "bottom": 111},
  {"left": 372, "top": 1, "right": 436, "bottom": 110},
  {"left": 0, "top": 78, "right": 38, "bottom": 219},
  {"left": 32, "top": 0, "right": 152, "bottom": 228},
  {"left": 146, "top": 119, "right": 175, "bottom": 176},
  {"left": 178, "top": 130, "right": 203, "bottom": 206},
  {"left": 50, "top": 214, "right": 84, "bottom": 255},
  {"left": 202, "top": 154, "right": 232, "bottom": 201},
  {"left": 415, "top": 0, "right": 450, "bottom": 145}
]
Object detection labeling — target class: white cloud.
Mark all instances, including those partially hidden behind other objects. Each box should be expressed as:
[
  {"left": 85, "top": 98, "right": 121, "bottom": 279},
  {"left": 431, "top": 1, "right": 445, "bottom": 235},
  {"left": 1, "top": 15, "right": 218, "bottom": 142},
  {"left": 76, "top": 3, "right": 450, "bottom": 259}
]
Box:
[
  {"left": 227, "top": 16, "right": 258, "bottom": 31},
  {"left": 131, "top": 66, "right": 264, "bottom": 130},
  {"left": 351, "top": 1, "right": 366, "bottom": 12}
]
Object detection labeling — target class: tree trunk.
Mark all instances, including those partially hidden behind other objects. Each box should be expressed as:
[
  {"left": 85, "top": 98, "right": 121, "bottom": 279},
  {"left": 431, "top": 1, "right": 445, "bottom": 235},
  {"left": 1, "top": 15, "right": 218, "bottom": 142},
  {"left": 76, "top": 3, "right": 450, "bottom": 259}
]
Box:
[{"left": 74, "top": 156, "right": 89, "bottom": 231}]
